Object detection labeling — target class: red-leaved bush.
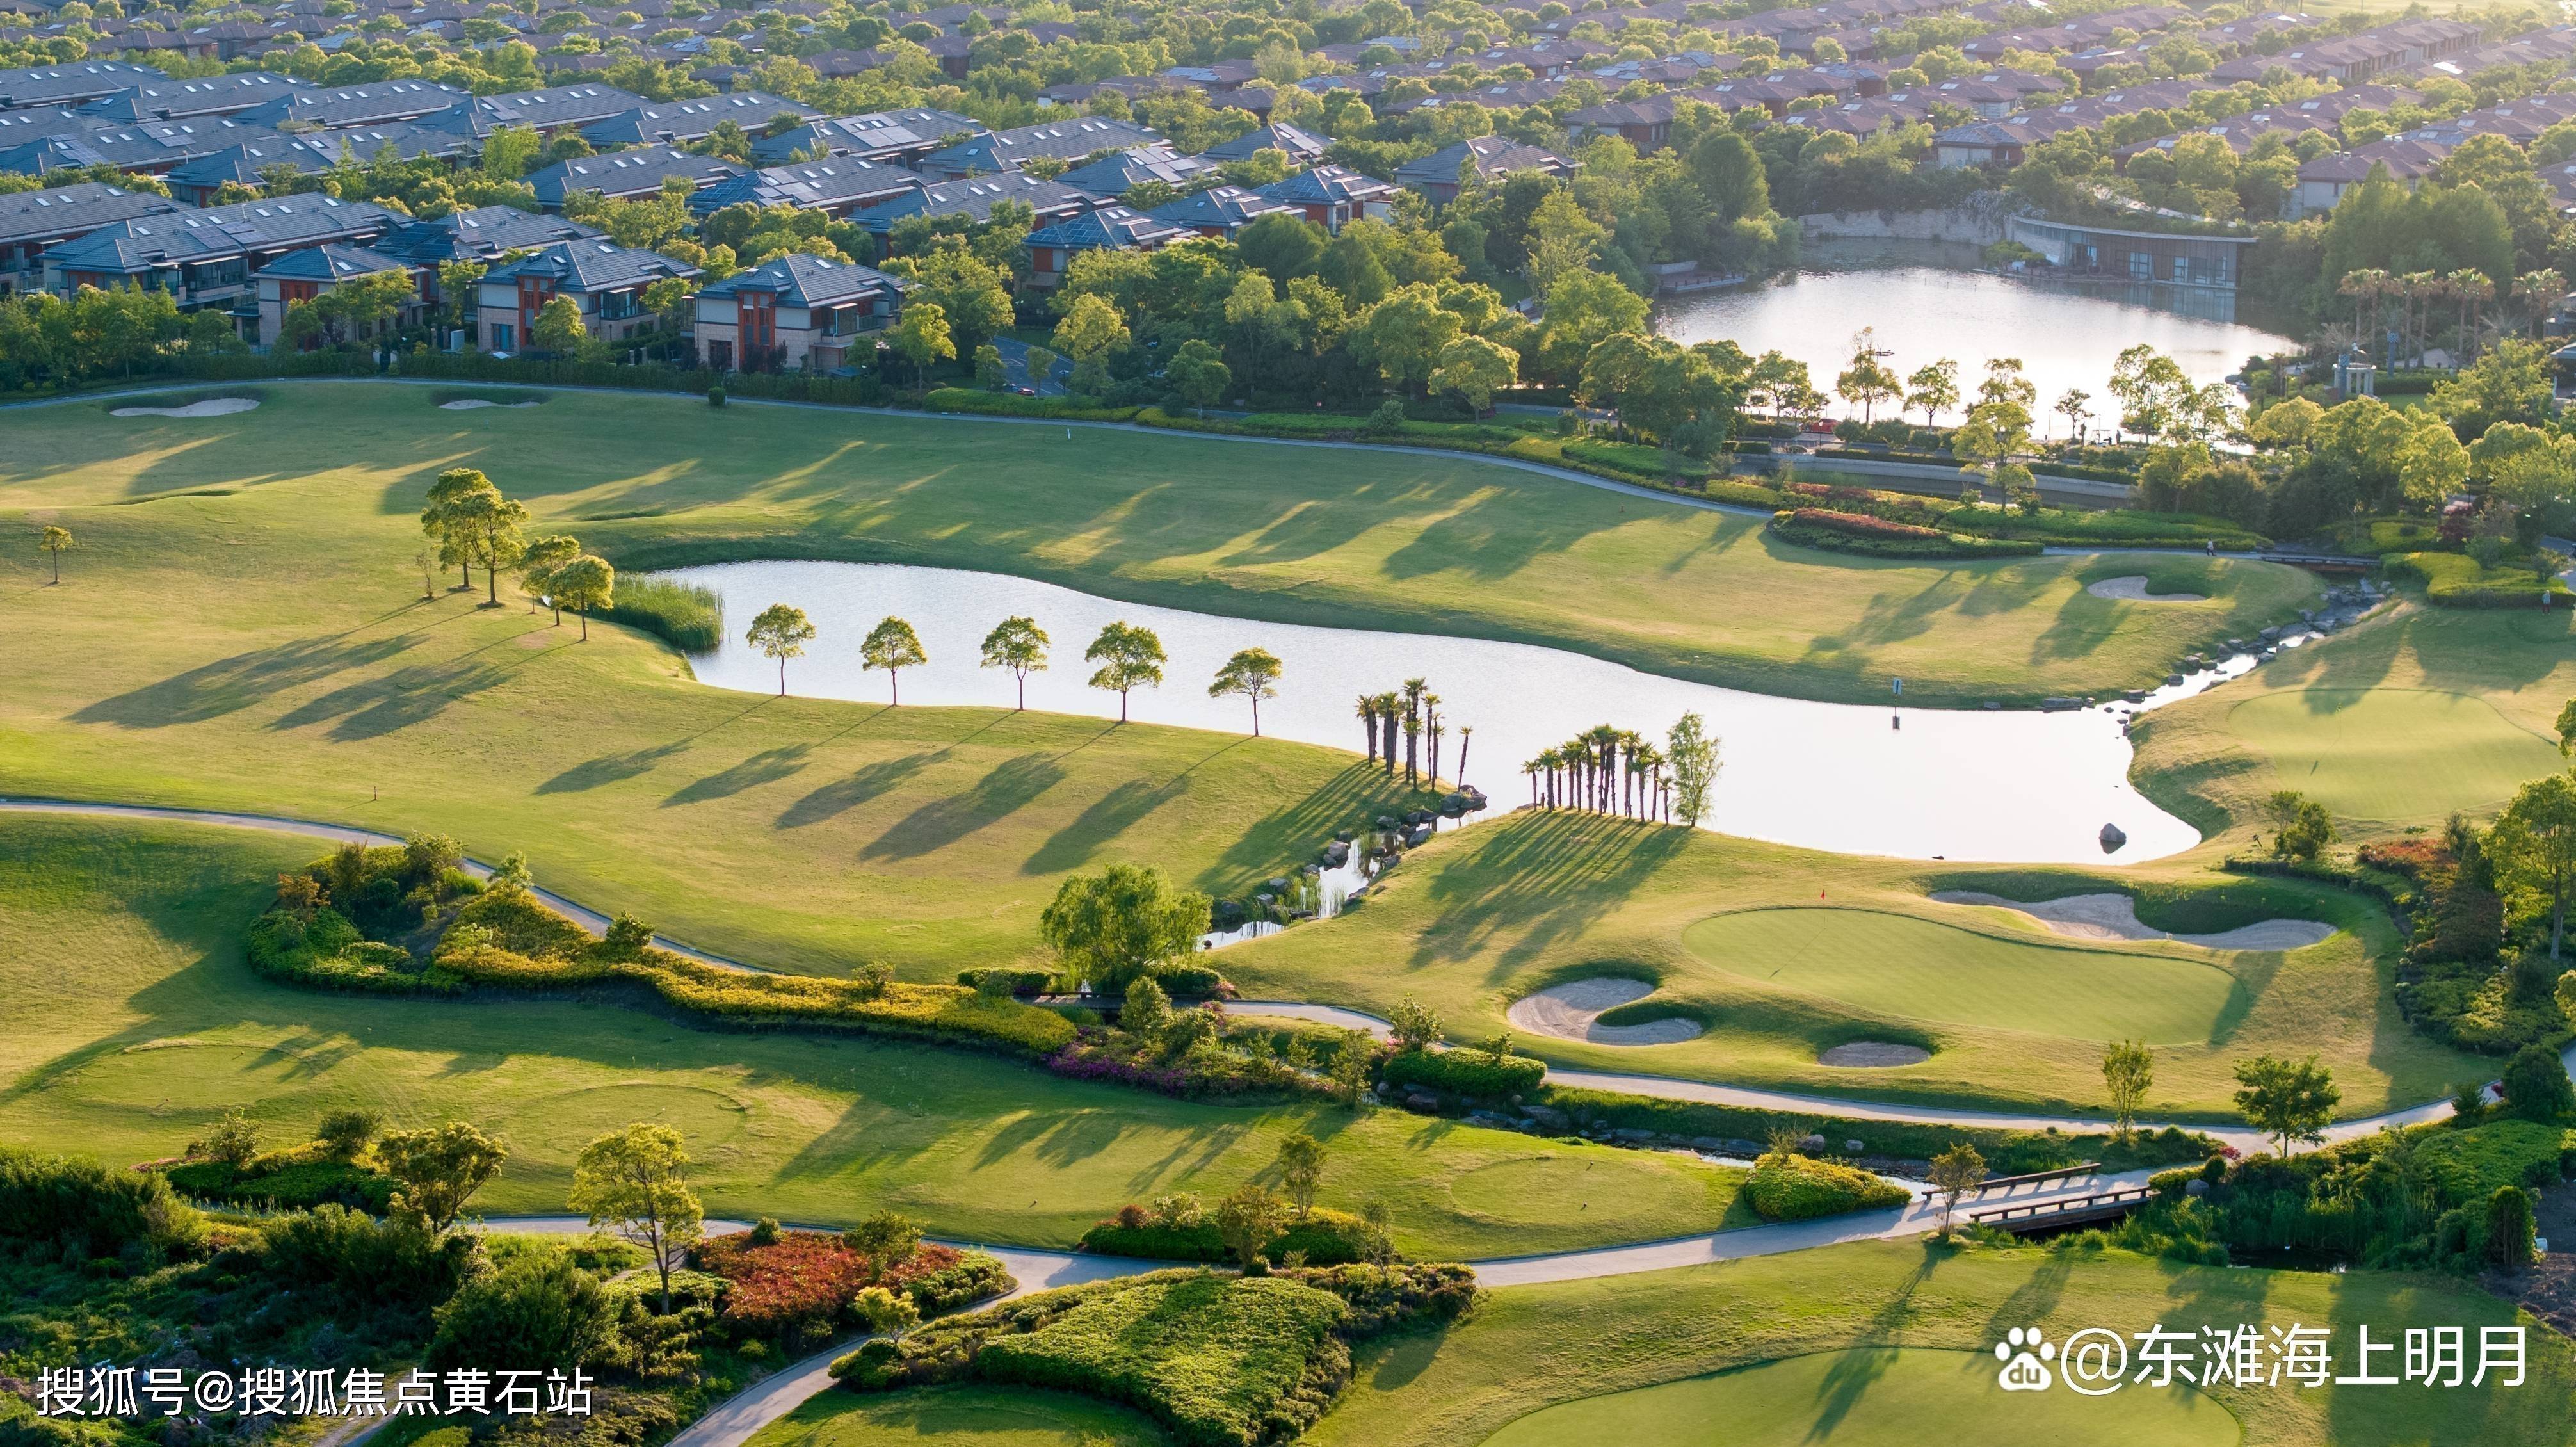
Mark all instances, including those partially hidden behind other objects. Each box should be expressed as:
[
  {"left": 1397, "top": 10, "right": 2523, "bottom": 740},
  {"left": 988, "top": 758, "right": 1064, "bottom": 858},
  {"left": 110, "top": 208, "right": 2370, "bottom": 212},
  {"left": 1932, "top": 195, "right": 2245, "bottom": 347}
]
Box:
[{"left": 698, "top": 1231, "right": 967, "bottom": 1342}]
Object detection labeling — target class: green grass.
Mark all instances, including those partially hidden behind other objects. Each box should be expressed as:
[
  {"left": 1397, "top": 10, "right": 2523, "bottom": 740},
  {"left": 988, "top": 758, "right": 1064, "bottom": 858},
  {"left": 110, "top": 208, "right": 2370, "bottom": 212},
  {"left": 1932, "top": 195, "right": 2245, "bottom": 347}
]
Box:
[
  {"left": 2132, "top": 604, "right": 2576, "bottom": 842},
  {"left": 1679, "top": 908, "right": 2244, "bottom": 1044},
  {"left": 0, "top": 814, "right": 1753, "bottom": 1259},
  {"left": 745, "top": 1386, "right": 1167, "bottom": 1447},
  {"left": 1228, "top": 811, "right": 2482, "bottom": 1119},
  {"left": 1478, "top": 1347, "right": 2235, "bottom": 1446},
  {"left": 1307, "top": 1238, "right": 2573, "bottom": 1447},
  {"left": 2222, "top": 689, "right": 2563, "bottom": 823}
]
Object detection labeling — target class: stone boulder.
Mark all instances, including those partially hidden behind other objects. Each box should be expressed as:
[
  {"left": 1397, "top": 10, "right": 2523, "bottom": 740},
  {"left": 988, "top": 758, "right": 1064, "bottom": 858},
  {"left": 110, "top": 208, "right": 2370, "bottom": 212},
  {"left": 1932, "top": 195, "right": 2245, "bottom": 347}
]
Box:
[
  {"left": 1520, "top": 1104, "right": 1571, "bottom": 1131},
  {"left": 1799, "top": 1133, "right": 1828, "bottom": 1152},
  {"left": 2099, "top": 822, "right": 2127, "bottom": 853}
]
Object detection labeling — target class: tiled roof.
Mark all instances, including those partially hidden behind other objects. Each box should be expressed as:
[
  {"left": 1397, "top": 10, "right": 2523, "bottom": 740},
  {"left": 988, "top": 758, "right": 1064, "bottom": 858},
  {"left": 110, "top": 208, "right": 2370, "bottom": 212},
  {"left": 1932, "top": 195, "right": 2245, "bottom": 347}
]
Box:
[
  {"left": 252, "top": 241, "right": 407, "bottom": 281},
  {"left": 481, "top": 236, "right": 702, "bottom": 291},
  {"left": 368, "top": 204, "right": 604, "bottom": 264},
  {"left": 42, "top": 193, "right": 395, "bottom": 273},
  {"left": 697, "top": 250, "right": 903, "bottom": 307}
]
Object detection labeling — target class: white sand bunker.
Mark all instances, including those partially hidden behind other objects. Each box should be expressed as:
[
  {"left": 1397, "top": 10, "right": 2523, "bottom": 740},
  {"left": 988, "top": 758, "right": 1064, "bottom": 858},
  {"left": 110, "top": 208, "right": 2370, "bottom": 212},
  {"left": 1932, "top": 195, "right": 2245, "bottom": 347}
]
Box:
[
  {"left": 1506, "top": 978, "right": 1703, "bottom": 1045},
  {"left": 2086, "top": 574, "right": 2208, "bottom": 602},
  {"left": 1819, "top": 1041, "right": 1931, "bottom": 1067},
  {"left": 112, "top": 398, "right": 258, "bottom": 418},
  {"left": 439, "top": 399, "right": 542, "bottom": 410},
  {"left": 1931, "top": 891, "right": 2334, "bottom": 951}
]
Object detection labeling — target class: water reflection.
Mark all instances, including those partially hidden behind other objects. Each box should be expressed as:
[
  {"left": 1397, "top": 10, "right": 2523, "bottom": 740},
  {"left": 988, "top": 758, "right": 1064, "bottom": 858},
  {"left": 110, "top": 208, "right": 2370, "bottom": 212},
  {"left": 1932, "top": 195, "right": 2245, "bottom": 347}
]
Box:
[
  {"left": 1659, "top": 240, "right": 2299, "bottom": 416},
  {"left": 664, "top": 560, "right": 2231, "bottom": 866}
]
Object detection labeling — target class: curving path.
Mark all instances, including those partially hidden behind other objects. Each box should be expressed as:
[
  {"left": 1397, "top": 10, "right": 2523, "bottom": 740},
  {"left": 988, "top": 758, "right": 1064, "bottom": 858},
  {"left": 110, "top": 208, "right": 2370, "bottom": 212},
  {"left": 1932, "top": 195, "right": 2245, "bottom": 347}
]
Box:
[
  {"left": 5, "top": 796, "right": 2545, "bottom": 1154},
  {"left": 473, "top": 1162, "right": 2156, "bottom": 1447}
]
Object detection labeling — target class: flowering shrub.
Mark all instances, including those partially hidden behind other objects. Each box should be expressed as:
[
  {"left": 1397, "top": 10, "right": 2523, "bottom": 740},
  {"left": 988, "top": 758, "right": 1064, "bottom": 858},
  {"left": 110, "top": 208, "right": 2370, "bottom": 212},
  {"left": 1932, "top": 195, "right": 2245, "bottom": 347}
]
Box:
[
  {"left": 697, "top": 1233, "right": 1010, "bottom": 1343},
  {"left": 1045, "top": 1028, "right": 1332, "bottom": 1100},
  {"left": 1786, "top": 507, "right": 1947, "bottom": 540}
]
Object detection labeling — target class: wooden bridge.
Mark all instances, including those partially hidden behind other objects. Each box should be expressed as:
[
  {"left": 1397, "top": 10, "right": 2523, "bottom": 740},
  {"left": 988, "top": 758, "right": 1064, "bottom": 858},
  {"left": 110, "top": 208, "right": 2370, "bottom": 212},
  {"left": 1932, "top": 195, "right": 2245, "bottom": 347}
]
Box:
[{"left": 1966, "top": 1185, "right": 2155, "bottom": 1234}]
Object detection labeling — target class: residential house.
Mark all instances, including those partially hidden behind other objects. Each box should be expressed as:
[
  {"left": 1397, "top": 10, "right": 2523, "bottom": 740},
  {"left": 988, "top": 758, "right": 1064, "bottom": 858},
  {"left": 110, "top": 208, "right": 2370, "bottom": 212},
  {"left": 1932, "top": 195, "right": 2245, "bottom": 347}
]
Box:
[
  {"left": 435, "top": 84, "right": 647, "bottom": 140},
  {"left": 369, "top": 204, "right": 606, "bottom": 318},
  {"left": 233, "top": 79, "right": 471, "bottom": 130},
  {"left": 0, "top": 180, "right": 189, "bottom": 294},
  {"left": 37, "top": 193, "right": 396, "bottom": 310},
  {"left": 579, "top": 90, "right": 816, "bottom": 148},
  {"left": 0, "top": 115, "right": 296, "bottom": 179},
  {"left": 1197, "top": 122, "right": 1330, "bottom": 164},
  {"left": 1931, "top": 119, "right": 2042, "bottom": 168},
  {"left": 749, "top": 106, "right": 981, "bottom": 166},
  {"left": 0, "top": 61, "right": 169, "bottom": 111},
  {"left": 74, "top": 72, "right": 305, "bottom": 122},
  {"left": 1255, "top": 165, "right": 1398, "bottom": 232},
  {"left": 917, "top": 116, "right": 1161, "bottom": 179},
  {"left": 1024, "top": 204, "right": 1183, "bottom": 287},
  {"left": 474, "top": 238, "right": 702, "bottom": 353},
  {"left": 1147, "top": 182, "right": 1293, "bottom": 237},
  {"left": 693, "top": 252, "right": 903, "bottom": 372},
  {"left": 1392, "top": 136, "right": 1575, "bottom": 205},
  {"left": 248, "top": 241, "right": 415, "bottom": 349},
  {"left": 166, "top": 122, "right": 477, "bottom": 204},
  {"left": 689, "top": 156, "right": 921, "bottom": 220},
  {"left": 1053, "top": 143, "right": 1216, "bottom": 200},
  {"left": 526, "top": 148, "right": 749, "bottom": 209},
  {"left": 1565, "top": 94, "right": 1680, "bottom": 149},
  {"left": 846, "top": 171, "right": 1092, "bottom": 235}
]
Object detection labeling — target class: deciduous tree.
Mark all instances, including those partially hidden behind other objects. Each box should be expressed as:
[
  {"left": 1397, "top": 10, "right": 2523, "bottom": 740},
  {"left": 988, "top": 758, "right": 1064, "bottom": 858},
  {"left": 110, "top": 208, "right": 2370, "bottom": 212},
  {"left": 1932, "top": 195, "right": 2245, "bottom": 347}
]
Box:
[
  {"left": 1208, "top": 647, "right": 1283, "bottom": 734},
  {"left": 38, "top": 524, "right": 71, "bottom": 584},
  {"left": 548, "top": 554, "right": 614, "bottom": 640},
  {"left": 860, "top": 615, "right": 927, "bottom": 704},
  {"left": 746, "top": 602, "right": 816, "bottom": 696},
  {"left": 1038, "top": 862, "right": 1211, "bottom": 990},
  {"left": 378, "top": 1121, "right": 509, "bottom": 1234},
  {"left": 2232, "top": 1054, "right": 2340, "bottom": 1156},
  {"left": 567, "top": 1122, "right": 704, "bottom": 1314},
  {"left": 1084, "top": 620, "right": 1166, "bottom": 722},
  {"left": 979, "top": 615, "right": 1049, "bottom": 709}
]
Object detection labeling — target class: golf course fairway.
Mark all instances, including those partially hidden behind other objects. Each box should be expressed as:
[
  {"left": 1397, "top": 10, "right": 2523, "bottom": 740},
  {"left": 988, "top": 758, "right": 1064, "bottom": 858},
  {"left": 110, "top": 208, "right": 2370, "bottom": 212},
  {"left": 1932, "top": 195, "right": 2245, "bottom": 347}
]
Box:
[
  {"left": 2223, "top": 688, "right": 2562, "bottom": 823},
  {"left": 1476, "top": 1347, "right": 2235, "bottom": 1446}
]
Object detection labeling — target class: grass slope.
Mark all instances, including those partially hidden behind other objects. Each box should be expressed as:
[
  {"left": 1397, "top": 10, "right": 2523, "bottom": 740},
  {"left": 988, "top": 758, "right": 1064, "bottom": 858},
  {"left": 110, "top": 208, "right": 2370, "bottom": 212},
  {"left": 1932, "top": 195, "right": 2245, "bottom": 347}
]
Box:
[
  {"left": 0, "top": 815, "right": 1753, "bottom": 1259},
  {"left": 1478, "top": 1347, "right": 2234, "bottom": 1446},
  {"left": 1228, "top": 812, "right": 2481, "bottom": 1119},
  {"left": 745, "top": 1386, "right": 1166, "bottom": 1447},
  {"left": 1308, "top": 1238, "right": 2571, "bottom": 1447},
  {"left": 2134, "top": 604, "right": 2576, "bottom": 841}
]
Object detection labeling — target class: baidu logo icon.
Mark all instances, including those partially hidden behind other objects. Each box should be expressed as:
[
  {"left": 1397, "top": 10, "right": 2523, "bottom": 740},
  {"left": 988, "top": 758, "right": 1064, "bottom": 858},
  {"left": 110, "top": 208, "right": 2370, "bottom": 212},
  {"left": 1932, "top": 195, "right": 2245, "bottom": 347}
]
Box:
[{"left": 1995, "top": 1327, "right": 2057, "bottom": 1392}]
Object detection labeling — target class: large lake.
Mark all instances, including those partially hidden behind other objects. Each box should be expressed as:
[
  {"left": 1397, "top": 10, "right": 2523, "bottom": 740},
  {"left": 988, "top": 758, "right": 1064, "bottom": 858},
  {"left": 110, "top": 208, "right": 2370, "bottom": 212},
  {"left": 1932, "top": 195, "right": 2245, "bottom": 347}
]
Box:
[
  {"left": 1661, "top": 241, "right": 2299, "bottom": 423},
  {"left": 664, "top": 560, "right": 2226, "bottom": 865}
]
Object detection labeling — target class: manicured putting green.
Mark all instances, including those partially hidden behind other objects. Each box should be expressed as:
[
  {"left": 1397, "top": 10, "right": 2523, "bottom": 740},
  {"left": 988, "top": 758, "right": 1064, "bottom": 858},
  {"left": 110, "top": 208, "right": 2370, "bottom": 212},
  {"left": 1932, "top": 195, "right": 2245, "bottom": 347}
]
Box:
[
  {"left": 745, "top": 1384, "right": 1166, "bottom": 1447},
  {"left": 1680, "top": 909, "right": 2239, "bottom": 1043},
  {"left": 1477, "top": 1348, "right": 2237, "bottom": 1446},
  {"left": 1444, "top": 1151, "right": 1749, "bottom": 1231},
  {"left": 2226, "top": 688, "right": 2561, "bottom": 821}
]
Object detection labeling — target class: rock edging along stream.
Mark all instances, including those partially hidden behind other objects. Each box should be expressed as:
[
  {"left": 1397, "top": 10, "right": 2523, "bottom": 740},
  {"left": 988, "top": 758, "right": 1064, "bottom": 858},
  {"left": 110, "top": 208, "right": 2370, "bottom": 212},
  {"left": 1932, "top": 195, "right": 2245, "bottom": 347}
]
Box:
[{"left": 10, "top": 797, "right": 2554, "bottom": 1154}]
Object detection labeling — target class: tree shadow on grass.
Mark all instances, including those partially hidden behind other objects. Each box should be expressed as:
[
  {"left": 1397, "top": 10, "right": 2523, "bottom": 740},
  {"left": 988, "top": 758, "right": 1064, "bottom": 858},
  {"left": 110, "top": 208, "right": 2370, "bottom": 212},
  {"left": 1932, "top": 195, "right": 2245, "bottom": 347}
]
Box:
[
  {"left": 538, "top": 740, "right": 693, "bottom": 794},
  {"left": 777, "top": 750, "right": 944, "bottom": 829},
  {"left": 71, "top": 635, "right": 423, "bottom": 727},
  {"left": 1197, "top": 764, "right": 1394, "bottom": 896},
  {"left": 860, "top": 753, "right": 1065, "bottom": 861},
  {"left": 266, "top": 658, "right": 517, "bottom": 741},
  {"left": 662, "top": 746, "right": 813, "bottom": 807},
  {"left": 1409, "top": 813, "right": 1692, "bottom": 979},
  {"left": 1021, "top": 775, "right": 1191, "bottom": 875}
]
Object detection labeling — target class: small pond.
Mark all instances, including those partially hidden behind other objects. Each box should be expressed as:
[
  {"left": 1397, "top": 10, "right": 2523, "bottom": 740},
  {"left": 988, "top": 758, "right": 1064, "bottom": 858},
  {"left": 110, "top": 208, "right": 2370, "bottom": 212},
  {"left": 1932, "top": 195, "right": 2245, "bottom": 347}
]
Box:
[
  {"left": 662, "top": 560, "right": 2250, "bottom": 865},
  {"left": 1660, "top": 239, "right": 2299, "bottom": 420}
]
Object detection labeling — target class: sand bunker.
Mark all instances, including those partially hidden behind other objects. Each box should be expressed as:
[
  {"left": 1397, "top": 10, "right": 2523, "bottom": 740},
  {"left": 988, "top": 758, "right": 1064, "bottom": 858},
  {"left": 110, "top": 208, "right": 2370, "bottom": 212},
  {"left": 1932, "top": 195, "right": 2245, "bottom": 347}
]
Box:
[
  {"left": 1506, "top": 978, "right": 1703, "bottom": 1046},
  {"left": 1930, "top": 891, "right": 2334, "bottom": 951},
  {"left": 2086, "top": 574, "right": 2208, "bottom": 602},
  {"left": 439, "top": 399, "right": 542, "bottom": 410},
  {"left": 112, "top": 398, "right": 258, "bottom": 418},
  {"left": 1818, "top": 1041, "right": 1931, "bottom": 1067}
]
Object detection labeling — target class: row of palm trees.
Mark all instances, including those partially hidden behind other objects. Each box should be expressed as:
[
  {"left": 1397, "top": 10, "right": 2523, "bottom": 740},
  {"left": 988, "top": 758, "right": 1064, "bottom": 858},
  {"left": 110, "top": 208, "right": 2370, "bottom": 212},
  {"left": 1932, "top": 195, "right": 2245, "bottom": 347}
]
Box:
[
  {"left": 2335, "top": 266, "right": 2563, "bottom": 367},
  {"left": 1523, "top": 725, "right": 1671, "bottom": 822},
  {"left": 1352, "top": 679, "right": 1470, "bottom": 790}
]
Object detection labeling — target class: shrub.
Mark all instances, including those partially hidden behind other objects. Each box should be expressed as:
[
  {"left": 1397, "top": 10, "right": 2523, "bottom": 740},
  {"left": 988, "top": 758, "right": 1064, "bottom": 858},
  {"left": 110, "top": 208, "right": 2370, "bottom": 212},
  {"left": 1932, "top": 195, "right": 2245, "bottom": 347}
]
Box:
[
  {"left": 263, "top": 1204, "right": 474, "bottom": 1307},
  {"left": 1078, "top": 1217, "right": 1227, "bottom": 1261},
  {"left": 970, "top": 1273, "right": 1350, "bottom": 1447},
  {"left": 698, "top": 1231, "right": 1014, "bottom": 1341},
  {"left": 1079, "top": 1206, "right": 1390, "bottom": 1265},
  {"left": 2385, "top": 551, "right": 2572, "bottom": 608},
  {"left": 602, "top": 575, "right": 723, "bottom": 652},
  {"left": 427, "top": 1253, "right": 622, "bottom": 1375},
  {"left": 167, "top": 1155, "right": 398, "bottom": 1213},
  {"left": 2501, "top": 1041, "right": 2576, "bottom": 1120},
  {"left": 1378, "top": 1047, "right": 1545, "bottom": 1099},
  {"left": 2413, "top": 1119, "right": 2572, "bottom": 1208},
  {"left": 707, "top": 384, "right": 725, "bottom": 407},
  {"left": 1767, "top": 508, "right": 2042, "bottom": 560},
  {"left": 922, "top": 387, "right": 1138, "bottom": 421},
  {"left": 0, "top": 1147, "right": 203, "bottom": 1259},
  {"left": 958, "top": 967, "right": 1053, "bottom": 996},
  {"left": 900, "top": 1250, "right": 1015, "bottom": 1313},
  {"left": 1267, "top": 1208, "right": 1394, "bottom": 1266},
  {"left": 1744, "top": 1153, "right": 1912, "bottom": 1221}
]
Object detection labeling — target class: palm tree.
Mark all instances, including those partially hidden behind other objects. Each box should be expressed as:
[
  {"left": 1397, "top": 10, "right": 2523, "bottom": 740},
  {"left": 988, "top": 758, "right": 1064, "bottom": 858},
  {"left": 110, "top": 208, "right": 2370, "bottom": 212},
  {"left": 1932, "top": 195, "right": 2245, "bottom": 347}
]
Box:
[
  {"left": 2513, "top": 269, "right": 2566, "bottom": 337},
  {"left": 1536, "top": 748, "right": 1561, "bottom": 807},
  {"left": 1422, "top": 692, "right": 1443, "bottom": 782},
  {"left": 1355, "top": 694, "right": 1378, "bottom": 764},
  {"left": 1454, "top": 725, "right": 1473, "bottom": 794},
  {"left": 1523, "top": 757, "right": 1539, "bottom": 806},
  {"left": 1399, "top": 678, "right": 1428, "bottom": 784},
  {"left": 2446, "top": 268, "right": 2493, "bottom": 362},
  {"left": 2338, "top": 267, "right": 2389, "bottom": 355},
  {"left": 2400, "top": 271, "right": 2442, "bottom": 366},
  {"left": 1374, "top": 691, "right": 1401, "bottom": 776}
]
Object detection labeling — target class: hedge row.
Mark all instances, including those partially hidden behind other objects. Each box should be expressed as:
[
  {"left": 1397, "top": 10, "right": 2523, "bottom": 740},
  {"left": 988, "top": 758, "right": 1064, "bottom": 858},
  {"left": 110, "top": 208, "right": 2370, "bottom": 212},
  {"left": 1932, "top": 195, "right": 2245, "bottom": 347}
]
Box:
[
  {"left": 2385, "top": 551, "right": 2573, "bottom": 608},
  {"left": 1744, "top": 1153, "right": 1912, "bottom": 1221},
  {"left": 922, "top": 387, "right": 1138, "bottom": 421},
  {"left": 1767, "top": 510, "right": 2045, "bottom": 560},
  {"left": 1076, "top": 1207, "right": 1393, "bottom": 1266},
  {"left": 164, "top": 1153, "right": 397, "bottom": 1214},
  {"left": 1379, "top": 1046, "right": 1547, "bottom": 1099}
]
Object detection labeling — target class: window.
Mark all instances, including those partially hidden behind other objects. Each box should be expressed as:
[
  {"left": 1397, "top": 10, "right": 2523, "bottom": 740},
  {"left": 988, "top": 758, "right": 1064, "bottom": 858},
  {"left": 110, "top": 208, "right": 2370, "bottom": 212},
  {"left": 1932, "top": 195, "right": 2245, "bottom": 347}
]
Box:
[
  {"left": 489, "top": 322, "right": 513, "bottom": 352},
  {"left": 2128, "top": 251, "right": 2150, "bottom": 280},
  {"left": 599, "top": 287, "right": 638, "bottom": 320},
  {"left": 2170, "top": 255, "right": 2190, "bottom": 284}
]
